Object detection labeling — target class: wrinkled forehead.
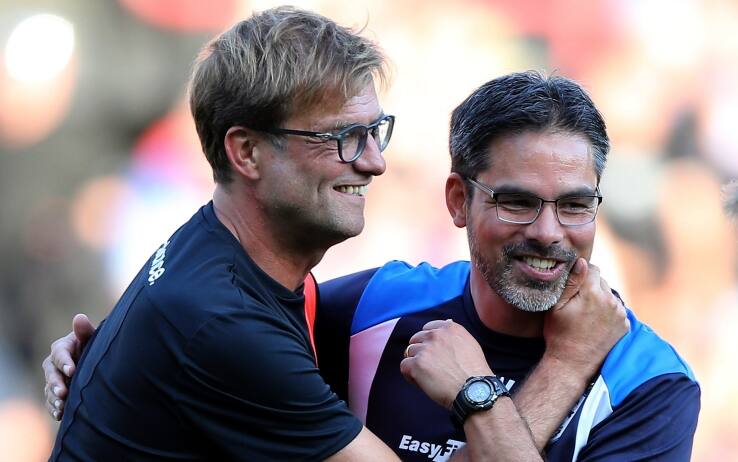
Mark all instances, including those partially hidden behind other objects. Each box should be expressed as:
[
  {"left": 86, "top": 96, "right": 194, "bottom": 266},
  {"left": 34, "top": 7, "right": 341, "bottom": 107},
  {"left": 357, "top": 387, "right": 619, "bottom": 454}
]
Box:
[
  {"left": 480, "top": 131, "right": 598, "bottom": 194},
  {"left": 288, "top": 84, "right": 382, "bottom": 130}
]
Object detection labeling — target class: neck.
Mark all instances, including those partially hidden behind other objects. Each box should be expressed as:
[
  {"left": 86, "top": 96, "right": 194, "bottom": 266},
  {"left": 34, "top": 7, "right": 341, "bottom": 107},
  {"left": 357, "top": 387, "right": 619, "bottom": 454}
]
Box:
[
  {"left": 212, "top": 185, "right": 326, "bottom": 291},
  {"left": 469, "top": 266, "right": 544, "bottom": 338}
]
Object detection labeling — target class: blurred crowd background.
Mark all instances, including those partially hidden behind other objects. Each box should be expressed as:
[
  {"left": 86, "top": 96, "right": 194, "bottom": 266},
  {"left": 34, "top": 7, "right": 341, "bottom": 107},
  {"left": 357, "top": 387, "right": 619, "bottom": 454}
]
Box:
[{"left": 1, "top": 0, "right": 736, "bottom": 460}]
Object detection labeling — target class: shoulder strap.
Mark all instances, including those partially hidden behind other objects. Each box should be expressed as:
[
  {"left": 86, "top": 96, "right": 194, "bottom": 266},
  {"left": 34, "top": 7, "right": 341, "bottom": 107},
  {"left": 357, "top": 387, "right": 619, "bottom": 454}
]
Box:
[{"left": 303, "top": 273, "right": 318, "bottom": 365}]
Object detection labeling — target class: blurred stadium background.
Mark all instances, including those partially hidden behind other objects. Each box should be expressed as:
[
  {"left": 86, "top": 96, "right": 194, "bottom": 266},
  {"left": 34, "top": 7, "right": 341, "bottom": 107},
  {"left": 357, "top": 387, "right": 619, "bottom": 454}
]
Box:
[{"left": 1, "top": 0, "right": 736, "bottom": 460}]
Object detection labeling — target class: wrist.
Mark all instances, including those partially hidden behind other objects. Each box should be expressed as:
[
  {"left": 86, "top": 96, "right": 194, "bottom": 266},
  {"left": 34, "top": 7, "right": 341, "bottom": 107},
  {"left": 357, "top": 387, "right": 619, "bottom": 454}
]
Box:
[
  {"left": 451, "top": 376, "right": 509, "bottom": 428},
  {"left": 463, "top": 394, "right": 514, "bottom": 426},
  {"left": 445, "top": 367, "right": 495, "bottom": 409}
]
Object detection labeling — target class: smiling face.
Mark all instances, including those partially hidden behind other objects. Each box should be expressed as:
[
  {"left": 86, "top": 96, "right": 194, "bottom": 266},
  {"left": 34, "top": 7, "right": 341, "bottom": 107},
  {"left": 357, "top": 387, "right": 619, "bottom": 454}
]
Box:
[
  {"left": 464, "top": 130, "right": 598, "bottom": 312},
  {"left": 256, "top": 84, "right": 387, "bottom": 250}
]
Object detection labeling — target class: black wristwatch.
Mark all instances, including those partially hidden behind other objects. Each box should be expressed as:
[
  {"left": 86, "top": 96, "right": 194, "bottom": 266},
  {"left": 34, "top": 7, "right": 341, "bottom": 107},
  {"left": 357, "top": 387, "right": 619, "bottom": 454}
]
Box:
[{"left": 451, "top": 376, "right": 509, "bottom": 428}]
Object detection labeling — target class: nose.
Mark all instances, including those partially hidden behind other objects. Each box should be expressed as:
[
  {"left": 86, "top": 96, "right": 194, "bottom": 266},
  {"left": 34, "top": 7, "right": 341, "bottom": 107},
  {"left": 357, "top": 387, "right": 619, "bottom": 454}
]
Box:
[
  {"left": 352, "top": 135, "right": 386, "bottom": 176},
  {"left": 522, "top": 202, "right": 564, "bottom": 247}
]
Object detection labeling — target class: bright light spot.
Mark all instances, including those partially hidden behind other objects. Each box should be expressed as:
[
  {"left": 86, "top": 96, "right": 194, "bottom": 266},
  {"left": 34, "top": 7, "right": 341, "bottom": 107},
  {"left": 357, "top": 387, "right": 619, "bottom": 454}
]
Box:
[
  {"left": 4, "top": 14, "right": 75, "bottom": 83},
  {"left": 106, "top": 184, "right": 204, "bottom": 298},
  {"left": 627, "top": 0, "right": 703, "bottom": 69}
]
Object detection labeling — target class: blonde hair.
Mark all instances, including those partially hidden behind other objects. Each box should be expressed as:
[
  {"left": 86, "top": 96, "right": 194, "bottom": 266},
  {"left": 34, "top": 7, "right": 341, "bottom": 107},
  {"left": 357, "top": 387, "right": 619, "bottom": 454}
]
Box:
[{"left": 189, "top": 6, "right": 388, "bottom": 183}]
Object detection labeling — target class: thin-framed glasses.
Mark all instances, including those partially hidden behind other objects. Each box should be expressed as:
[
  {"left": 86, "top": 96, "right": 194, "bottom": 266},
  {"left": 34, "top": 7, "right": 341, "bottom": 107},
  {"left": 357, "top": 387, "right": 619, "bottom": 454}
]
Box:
[
  {"left": 466, "top": 177, "right": 603, "bottom": 226},
  {"left": 264, "top": 114, "right": 395, "bottom": 163}
]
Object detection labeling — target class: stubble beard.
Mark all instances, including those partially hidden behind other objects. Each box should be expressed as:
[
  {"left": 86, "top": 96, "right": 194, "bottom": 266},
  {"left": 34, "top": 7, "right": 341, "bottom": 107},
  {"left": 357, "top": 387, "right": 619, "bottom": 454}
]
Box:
[
  {"left": 269, "top": 194, "right": 365, "bottom": 251},
  {"left": 468, "top": 229, "right": 575, "bottom": 313}
]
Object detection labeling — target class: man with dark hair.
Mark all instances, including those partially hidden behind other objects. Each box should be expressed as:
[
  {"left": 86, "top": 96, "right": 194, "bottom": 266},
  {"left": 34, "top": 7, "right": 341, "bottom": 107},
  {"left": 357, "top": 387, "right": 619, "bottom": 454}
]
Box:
[
  {"left": 315, "top": 72, "right": 699, "bottom": 460},
  {"left": 44, "top": 63, "right": 695, "bottom": 460}
]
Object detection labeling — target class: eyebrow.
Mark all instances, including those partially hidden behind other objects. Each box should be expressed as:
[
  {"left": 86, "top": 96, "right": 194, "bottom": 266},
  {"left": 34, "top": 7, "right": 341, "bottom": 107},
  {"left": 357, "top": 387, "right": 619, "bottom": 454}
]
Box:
[
  {"left": 328, "top": 111, "right": 386, "bottom": 132},
  {"left": 492, "top": 184, "right": 599, "bottom": 198}
]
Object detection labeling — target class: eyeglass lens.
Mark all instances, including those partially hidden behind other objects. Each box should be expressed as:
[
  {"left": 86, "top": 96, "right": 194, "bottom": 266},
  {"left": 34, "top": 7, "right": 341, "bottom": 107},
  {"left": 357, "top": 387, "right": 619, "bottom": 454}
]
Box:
[
  {"left": 495, "top": 193, "right": 599, "bottom": 225},
  {"left": 341, "top": 116, "right": 393, "bottom": 162}
]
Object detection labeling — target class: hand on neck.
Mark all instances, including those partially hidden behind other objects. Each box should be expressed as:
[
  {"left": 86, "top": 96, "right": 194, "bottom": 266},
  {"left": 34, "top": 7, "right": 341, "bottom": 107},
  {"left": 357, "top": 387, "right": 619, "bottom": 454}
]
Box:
[{"left": 469, "top": 267, "right": 545, "bottom": 338}]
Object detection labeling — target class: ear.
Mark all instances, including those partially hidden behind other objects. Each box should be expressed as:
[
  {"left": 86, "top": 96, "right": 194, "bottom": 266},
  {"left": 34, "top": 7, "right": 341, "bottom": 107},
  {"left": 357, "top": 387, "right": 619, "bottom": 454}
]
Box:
[
  {"left": 224, "top": 126, "right": 261, "bottom": 180},
  {"left": 446, "top": 173, "right": 469, "bottom": 228}
]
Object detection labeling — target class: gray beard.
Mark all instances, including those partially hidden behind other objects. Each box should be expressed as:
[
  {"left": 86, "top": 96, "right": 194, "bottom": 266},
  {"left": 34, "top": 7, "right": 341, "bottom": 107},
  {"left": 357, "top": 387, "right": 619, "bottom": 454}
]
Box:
[{"left": 468, "top": 230, "right": 575, "bottom": 313}]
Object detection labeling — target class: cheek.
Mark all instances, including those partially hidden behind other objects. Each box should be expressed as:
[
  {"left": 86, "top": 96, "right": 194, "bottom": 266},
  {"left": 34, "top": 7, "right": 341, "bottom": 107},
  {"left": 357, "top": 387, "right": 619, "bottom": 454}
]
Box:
[
  {"left": 568, "top": 224, "right": 596, "bottom": 258},
  {"left": 472, "top": 213, "right": 517, "bottom": 251}
]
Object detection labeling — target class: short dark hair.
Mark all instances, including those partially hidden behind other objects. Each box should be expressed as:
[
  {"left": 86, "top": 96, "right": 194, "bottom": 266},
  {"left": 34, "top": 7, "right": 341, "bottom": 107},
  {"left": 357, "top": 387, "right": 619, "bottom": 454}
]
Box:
[
  {"left": 189, "top": 6, "right": 388, "bottom": 184},
  {"left": 449, "top": 71, "right": 609, "bottom": 183}
]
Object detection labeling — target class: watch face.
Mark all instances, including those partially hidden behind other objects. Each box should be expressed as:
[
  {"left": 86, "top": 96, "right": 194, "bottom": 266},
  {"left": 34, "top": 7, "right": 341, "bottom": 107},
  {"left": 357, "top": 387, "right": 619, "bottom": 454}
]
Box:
[{"left": 465, "top": 380, "right": 493, "bottom": 404}]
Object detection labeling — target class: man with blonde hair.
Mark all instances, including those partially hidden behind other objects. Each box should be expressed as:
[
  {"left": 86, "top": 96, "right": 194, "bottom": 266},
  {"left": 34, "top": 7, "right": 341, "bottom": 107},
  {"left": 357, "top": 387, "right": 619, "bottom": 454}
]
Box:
[{"left": 49, "top": 7, "right": 404, "bottom": 460}]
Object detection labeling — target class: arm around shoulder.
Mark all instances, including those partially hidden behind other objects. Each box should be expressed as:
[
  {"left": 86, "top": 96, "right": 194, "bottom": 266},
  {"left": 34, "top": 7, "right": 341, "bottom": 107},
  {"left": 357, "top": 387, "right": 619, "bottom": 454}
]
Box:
[
  {"left": 325, "top": 427, "right": 400, "bottom": 462},
  {"left": 575, "top": 373, "right": 700, "bottom": 461},
  {"left": 177, "top": 309, "right": 367, "bottom": 460}
]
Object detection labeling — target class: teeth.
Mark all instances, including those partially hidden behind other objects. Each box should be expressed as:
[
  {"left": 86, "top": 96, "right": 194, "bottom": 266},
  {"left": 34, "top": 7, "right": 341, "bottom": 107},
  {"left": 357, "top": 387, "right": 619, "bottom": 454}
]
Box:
[
  {"left": 336, "top": 185, "right": 368, "bottom": 196},
  {"left": 524, "top": 257, "right": 556, "bottom": 270}
]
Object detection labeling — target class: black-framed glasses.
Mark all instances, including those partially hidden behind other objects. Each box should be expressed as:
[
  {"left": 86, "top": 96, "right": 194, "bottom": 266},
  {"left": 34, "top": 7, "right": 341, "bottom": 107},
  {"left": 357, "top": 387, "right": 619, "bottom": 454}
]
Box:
[
  {"left": 264, "top": 114, "right": 395, "bottom": 163},
  {"left": 466, "top": 177, "right": 603, "bottom": 226}
]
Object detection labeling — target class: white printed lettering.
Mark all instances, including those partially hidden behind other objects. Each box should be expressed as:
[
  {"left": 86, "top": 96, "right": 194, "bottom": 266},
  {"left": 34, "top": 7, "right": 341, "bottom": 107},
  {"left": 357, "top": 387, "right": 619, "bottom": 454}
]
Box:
[
  {"left": 398, "top": 434, "right": 467, "bottom": 461},
  {"left": 399, "top": 435, "right": 412, "bottom": 450},
  {"left": 433, "top": 439, "right": 466, "bottom": 462},
  {"left": 148, "top": 240, "right": 170, "bottom": 285}
]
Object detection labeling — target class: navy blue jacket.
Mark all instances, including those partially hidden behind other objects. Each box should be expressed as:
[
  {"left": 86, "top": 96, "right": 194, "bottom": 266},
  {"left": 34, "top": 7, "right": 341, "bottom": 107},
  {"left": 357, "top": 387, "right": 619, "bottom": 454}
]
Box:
[{"left": 316, "top": 260, "right": 700, "bottom": 461}]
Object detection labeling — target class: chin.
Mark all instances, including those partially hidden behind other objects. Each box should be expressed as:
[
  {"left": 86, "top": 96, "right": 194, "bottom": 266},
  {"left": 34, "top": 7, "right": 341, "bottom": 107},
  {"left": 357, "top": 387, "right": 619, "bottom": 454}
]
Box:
[
  {"left": 493, "top": 277, "right": 566, "bottom": 313},
  {"left": 311, "top": 220, "right": 364, "bottom": 248},
  {"left": 507, "top": 291, "right": 558, "bottom": 313},
  {"left": 510, "top": 300, "right": 556, "bottom": 313},
  {"left": 494, "top": 259, "right": 572, "bottom": 313},
  {"left": 333, "top": 215, "right": 365, "bottom": 239}
]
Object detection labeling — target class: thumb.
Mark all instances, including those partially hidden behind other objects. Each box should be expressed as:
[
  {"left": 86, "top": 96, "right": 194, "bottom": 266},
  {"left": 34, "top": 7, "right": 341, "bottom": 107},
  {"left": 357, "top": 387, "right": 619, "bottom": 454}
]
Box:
[
  {"left": 72, "top": 313, "right": 96, "bottom": 346},
  {"left": 553, "top": 258, "right": 588, "bottom": 310}
]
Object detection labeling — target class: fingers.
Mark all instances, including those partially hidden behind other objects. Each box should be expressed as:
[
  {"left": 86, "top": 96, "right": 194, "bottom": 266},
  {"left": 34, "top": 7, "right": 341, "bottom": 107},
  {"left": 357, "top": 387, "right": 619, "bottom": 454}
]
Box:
[
  {"left": 407, "top": 329, "right": 429, "bottom": 346},
  {"left": 553, "top": 258, "right": 588, "bottom": 310},
  {"left": 405, "top": 321, "right": 452, "bottom": 360},
  {"left": 404, "top": 339, "right": 428, "bottom": 359},
  {"left": 403, "top": 344, "right": 413, "bottom": 358},
  {"left": 42, "top": 314, "right": 94, "bottom": 422},
  {"left": 44, "top": 330, "right": 78, "bottom": 420},
  {"left": 72, "top": 313, "right": 95, "bottom": 346},
  {"left": 42, "top": 355, "right": 68, "bottom": 396},
  {"left": 421, "top": 319, "right": 452, "bottom": 330},
  {"left": 50, "top": 332, "right": 78, "bottom": 378},
  {"left": 42, "top": 356, "right": 66, "bottom": 420},
  {"left": 399, "top": 356, "right": 416, "bottom": 385},
  {"left": 568, "top": 261, "right": 601, "bottom": 301},
  {"left": 613, "top": 296, "right": 631, "bottom": 333},
  {"left": 408, "top": 319, "right": 454, "bottom": 345},
  {"left": 570, "top": 257, "right": 589, "bottom": 284},
  {"left": 622, "top": 309, "right": 631, "bottom": 331},
  {"left": 44, "top": 385, "right": 62, "bottom": 420}
]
